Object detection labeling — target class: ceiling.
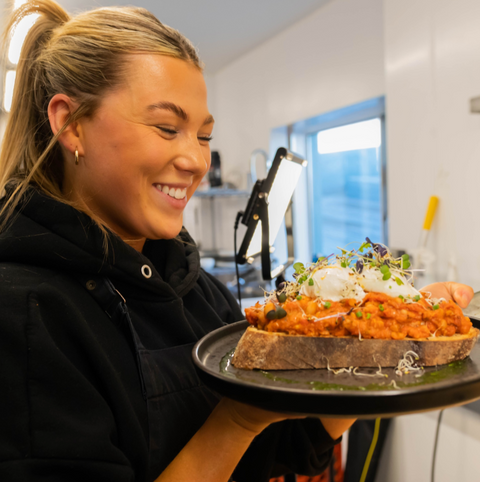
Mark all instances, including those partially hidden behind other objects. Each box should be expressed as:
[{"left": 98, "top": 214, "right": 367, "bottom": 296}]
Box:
[{"left": 58, "top": 0, "right": 332, "bottom": 73}]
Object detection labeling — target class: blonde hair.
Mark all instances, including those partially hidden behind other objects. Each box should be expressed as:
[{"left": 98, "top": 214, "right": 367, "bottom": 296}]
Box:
[{"left": 0, "top": 0, "right": 201, "bottom": 239}]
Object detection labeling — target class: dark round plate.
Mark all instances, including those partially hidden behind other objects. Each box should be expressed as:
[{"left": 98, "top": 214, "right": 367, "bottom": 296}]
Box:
[{"left": 192, "top": 320, "right": 480, "bottom": 419}]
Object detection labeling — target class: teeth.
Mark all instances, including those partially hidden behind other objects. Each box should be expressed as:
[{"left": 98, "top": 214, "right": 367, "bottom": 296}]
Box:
[
  {"left": 174, "top": 188, "right": 184, "bottom": 199},
  {"left": 156, "top": 184, "right": 187, "bottom": 200}
]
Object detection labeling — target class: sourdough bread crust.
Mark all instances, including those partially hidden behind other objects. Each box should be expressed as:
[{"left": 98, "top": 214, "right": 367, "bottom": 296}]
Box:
[{"left": 232, "top": 326, "right": 480, "bottom": 370}]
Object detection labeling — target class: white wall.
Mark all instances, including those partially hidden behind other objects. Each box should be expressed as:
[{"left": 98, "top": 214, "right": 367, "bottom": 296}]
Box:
[
  {"left": 209, "top": 0, "right": 385, "bottom": 189},
  {"left": 385, "top": 0, "right": 480, "bottom": 289},
  {"left": 374, "top": 1, "right": 480, "bottom": 480},
  {"left": 204, "top": 72, "right": 217, "bottom": 120},
  {"left": 376, "top": 407, "right": 480, "bottom": 482}
]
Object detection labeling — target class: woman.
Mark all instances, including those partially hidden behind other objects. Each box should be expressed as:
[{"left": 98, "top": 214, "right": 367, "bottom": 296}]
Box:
[
  {"left": 0, "top": 1, "right": 472, "bottom": 481},
  {"left": 0, "top": 2, "right": 355, "bottom": 481}
]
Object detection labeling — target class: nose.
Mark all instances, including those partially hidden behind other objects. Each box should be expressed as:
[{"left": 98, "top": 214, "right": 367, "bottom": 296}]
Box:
[{"left": 173, "top": 136, "right": 210, "bottom": 176}]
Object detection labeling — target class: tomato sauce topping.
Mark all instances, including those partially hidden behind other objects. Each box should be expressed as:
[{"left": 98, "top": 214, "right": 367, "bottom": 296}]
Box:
[{"left": 244, "top": 292, "right": 472, "bottom": 340}]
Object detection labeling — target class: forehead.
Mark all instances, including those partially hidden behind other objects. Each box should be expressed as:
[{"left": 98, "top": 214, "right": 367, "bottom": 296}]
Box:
[{"left": 108, "top": 54, "right": 208, "bottom": 115}]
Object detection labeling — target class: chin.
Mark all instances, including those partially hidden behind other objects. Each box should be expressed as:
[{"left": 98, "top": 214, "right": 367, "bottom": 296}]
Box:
[
  {"left": 150, "top": 224, "right": 184, "bottom": 241},
  {"left": 140, "top": 212, "right": 184, "bottom": 240}
]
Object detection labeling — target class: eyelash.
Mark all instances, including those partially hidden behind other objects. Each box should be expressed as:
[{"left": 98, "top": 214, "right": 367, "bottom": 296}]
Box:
[{"left": 157, "top": 127, "right": 213, "bottom": 143}]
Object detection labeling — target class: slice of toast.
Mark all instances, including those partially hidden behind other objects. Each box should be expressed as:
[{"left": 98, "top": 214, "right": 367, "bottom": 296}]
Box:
[{"left": 232, "top": 326, "right": 480, "bottom": 370}]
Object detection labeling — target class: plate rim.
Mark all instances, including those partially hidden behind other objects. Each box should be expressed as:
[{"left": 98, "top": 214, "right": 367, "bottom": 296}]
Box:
[
  {"left": 194, "top": 320, "right": 480, "bottom": 396},
  {"left": 192, "top": 320, "right": 480, "bottom": 416}
]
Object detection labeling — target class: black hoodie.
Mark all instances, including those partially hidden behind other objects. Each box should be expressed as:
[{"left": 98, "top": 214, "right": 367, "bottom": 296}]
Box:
[{"left": 0, "top": 189, "right": 337, "bottom": 482}]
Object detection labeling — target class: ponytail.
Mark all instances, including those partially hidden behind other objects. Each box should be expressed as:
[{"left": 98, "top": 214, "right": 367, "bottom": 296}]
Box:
[{"left": 0, "top": 1, "right": 71, "bottom": 228}]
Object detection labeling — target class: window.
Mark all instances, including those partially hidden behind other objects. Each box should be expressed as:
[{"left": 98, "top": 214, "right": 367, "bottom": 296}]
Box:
[
  {"left": 271, "top": 97, "right": 387, "bottom": 264},
  {"left": 307, "top": 117, "right": 384, "bottom": 258}
]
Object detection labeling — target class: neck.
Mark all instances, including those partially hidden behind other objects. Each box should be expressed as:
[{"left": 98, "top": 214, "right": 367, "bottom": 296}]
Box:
[
  {"left": 63, "top": 187, "right": 147, "bottom": 253},
  {"left": 123, "top": 237, "right": 146, "bottom": 252}
]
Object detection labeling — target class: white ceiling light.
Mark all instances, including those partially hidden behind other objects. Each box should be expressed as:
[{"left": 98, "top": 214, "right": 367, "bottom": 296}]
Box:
[
  {"left": 4, "top": 70, "right": 16, "bottom": 112},
  {"left": 8, "top": 13, "right": 40, "bottom": 65},
  {"left": 317, "top": 118, "right": 381, "bottom": 155}
]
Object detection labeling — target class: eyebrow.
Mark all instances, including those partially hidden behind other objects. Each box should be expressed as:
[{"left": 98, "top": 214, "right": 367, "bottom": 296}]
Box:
[{"left": 147, "top": 101, "right": 214, "bottom": 125}]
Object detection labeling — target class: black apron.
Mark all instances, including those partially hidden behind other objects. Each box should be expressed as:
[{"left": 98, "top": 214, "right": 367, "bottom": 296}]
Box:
[{"left": 76, "top": 275, "right": 221, "bottom": 482}]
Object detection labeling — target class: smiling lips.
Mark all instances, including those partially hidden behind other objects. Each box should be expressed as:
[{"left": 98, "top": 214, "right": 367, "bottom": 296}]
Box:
[{"left": 154, "top": 184, "right": 187, "bottom": 200}]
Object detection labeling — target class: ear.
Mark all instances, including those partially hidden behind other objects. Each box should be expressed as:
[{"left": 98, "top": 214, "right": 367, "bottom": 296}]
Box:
[{"left": 47, "top": 94, "right": 84, "bottom": 157}]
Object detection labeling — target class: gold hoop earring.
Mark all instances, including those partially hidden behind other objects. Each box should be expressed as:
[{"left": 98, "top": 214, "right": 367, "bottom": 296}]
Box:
[{"left": 75, "top": 148, "right": 79, "bottom": 165}]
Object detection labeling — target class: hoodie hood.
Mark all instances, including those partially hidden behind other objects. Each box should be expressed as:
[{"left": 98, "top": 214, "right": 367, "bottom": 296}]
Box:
[{"left": 0, "top": 189, "right": 200, "bottom": 300}]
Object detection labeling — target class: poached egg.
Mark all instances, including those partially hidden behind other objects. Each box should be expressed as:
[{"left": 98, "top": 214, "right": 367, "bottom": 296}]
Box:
[{"left": 300, "top": 262, "right": 420, "bottom": 302}]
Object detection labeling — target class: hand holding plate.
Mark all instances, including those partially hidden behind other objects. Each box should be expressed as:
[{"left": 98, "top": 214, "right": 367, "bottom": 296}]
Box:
[{"left": 421, "top": 282, "right": 474, "bottom": 308}]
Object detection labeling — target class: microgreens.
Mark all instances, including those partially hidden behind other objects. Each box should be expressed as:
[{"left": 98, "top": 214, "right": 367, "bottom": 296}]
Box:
[
  {"left": 401, "top": 253, "right": 411, "bottom": 270},
  {"left": 265, "top": 238, "right": 415, "bottom": 304},
  {"left": 293, "top": 262, "right": 305, "bottom": 274},
  {"left": 358, "top": 241, "right": 372, "bottom": 253},
  {"left": 329, "top": 239, "right": 414, "bottom": 285}
]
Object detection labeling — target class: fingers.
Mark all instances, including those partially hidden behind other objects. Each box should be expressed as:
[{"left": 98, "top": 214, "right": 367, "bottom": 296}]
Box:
[
  {"left": 419, "top": 282, "right": 474, "bottom": 308},
  {"left": 448, "top": 282, "right": 474, "bottom": 308},
  {"left": 419, "top": 282, "right": 449, "bottom": 300},
  {"left": 221, "top": 398, "right": 306, "bottom": 435}
]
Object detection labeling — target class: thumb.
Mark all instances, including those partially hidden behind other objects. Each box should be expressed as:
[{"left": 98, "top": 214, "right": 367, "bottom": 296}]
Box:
[{"left": 447, "top": 282, "right": 474, "bottom": 308}]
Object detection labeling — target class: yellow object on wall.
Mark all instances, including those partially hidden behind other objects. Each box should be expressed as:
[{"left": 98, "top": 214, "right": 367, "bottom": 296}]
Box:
[{"left": 422, "top": 196, "right": 439, "bottom": 231}]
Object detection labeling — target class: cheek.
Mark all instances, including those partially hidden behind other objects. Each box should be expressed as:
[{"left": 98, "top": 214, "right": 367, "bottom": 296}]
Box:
[
  {"left": 84, "top": 126, "right": 161, "bottom": 183},
  {"left": 84, "top": 113, "right": 148, "bottom": 160}
]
